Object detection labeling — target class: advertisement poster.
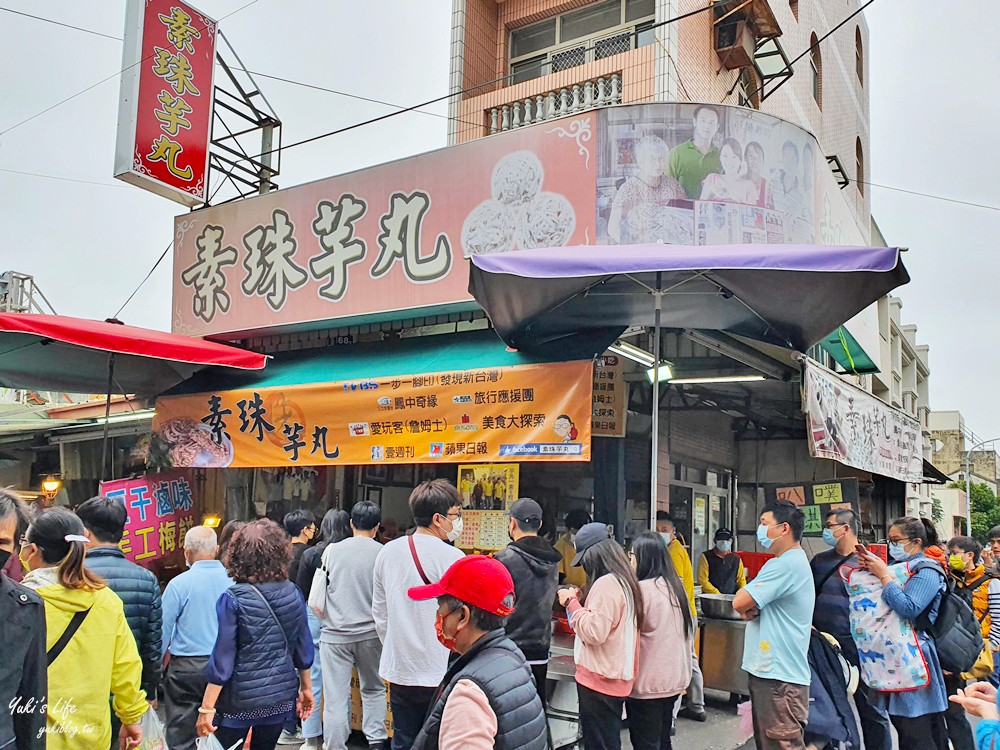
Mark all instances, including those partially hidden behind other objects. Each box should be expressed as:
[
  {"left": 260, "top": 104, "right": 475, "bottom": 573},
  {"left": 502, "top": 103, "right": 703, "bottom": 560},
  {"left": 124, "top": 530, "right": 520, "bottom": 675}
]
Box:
[
  {"left": 456, "top": 510, "right": 510, "bottom": 551},
  {"left": 153, "top": 360, "right": 593, "bottom": 467},
  {"left": 597, "top": 103, "right": 819, "bottom": 247},
  {"left": 114, "top": 0, "right": 216, "bottom": 205},
  {"left": 457, "top": 464, "right": 519, "bottom": 510},
  {"left": 99, "top": 472, "right": 197, "bottom": 566},
  {"left": 763, "top": 478, "right": 860, "bottom": 537},
  {"left": 803, "top": 360, "right": 923, "bottom": 483},
  {"left": 592, "top": 353, "right": 627, "bottom": 438}
]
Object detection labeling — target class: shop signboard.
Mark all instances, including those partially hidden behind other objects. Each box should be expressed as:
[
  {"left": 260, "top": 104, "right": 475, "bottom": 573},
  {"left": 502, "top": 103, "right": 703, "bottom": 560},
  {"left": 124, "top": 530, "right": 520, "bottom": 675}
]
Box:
[
  {"left": 114, "top": 0, "right": 217, "bottom": 206},
  {"left": 592, "top": 353, "right": 626, "bottom": 438},
  {"left": 763, "top": 478, "right": 860, "bottom": 537},
  {"left": 803, "top": 359, "right": 923, "bottom": 483},
  {"left": 152, "top": 359, "right": 593, "bottom": 467},
  {"left": 99, "top": 472, "right": 197, "bottom": 566},
  {"left": 457, "top": 464, "right": 519, "bottom": 509}
]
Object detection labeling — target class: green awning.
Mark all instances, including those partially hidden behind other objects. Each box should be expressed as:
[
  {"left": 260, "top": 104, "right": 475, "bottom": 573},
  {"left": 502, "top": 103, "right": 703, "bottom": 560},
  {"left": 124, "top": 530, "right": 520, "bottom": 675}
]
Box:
[
  {"left": 818, "top": 327, "right": 879, "bottom": 375},
  {"left": 166, "top": 329, "right": 576, "bottom": 395}
]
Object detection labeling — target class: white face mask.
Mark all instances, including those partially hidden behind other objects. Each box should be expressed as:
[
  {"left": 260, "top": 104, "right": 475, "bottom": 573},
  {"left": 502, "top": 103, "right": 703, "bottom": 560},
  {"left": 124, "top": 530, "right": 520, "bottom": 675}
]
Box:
[
  {"left": 568, "top": 532, "right": 577, "bottom": 544},
  {"left": 446, "top": 515, "right": 463, "bottom": 543}
]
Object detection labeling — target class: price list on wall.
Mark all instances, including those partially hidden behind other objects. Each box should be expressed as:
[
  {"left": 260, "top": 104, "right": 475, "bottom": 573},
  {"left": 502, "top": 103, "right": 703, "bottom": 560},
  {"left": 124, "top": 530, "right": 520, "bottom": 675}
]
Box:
[{"left": 457, "top": 510, "right": 510, "bottom": 551}]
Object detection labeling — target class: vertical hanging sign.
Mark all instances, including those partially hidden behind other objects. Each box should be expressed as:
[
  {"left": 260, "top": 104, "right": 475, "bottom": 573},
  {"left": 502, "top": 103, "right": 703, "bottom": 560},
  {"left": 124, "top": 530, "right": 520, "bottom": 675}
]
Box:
[{"left": 114, "top": 0, "right": 217, "bottom": 206}]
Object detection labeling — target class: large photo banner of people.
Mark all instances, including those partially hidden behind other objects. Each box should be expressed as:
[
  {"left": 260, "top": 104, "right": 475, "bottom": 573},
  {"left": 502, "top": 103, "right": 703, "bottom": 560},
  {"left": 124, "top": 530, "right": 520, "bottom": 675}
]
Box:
[{"left": 596, "top": 103, "right": 819, "bottom": 246}]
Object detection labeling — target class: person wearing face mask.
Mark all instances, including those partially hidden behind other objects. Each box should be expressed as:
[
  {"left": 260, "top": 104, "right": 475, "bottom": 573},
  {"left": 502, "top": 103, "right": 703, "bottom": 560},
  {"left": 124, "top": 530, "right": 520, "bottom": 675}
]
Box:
[
  {"left": 697, "top": 528, "right": 746, "bottom": 595},
  {"left": 855, "top": 516, "right": 949, "bottom": 750},
  {"left": 555, "top": 509, "right": 591, "bottom": 589},
  {"left": 284, "top": 509, "right": 318, "bottom": 585},
  {"left": 406, "top": 555, "right": 546, "bottom": 750},
  {"left": 493, "top": 498, "right": 562, "bottom": 710},
  {"left": 372, "top": 480, "right": 466, "bottom": 750},
  {"left": 810, "top": 509, "right": 891, "bottom": 750},
  {"left": 159, "top": 526, "right": 234, "bottom": 750},
  {"left": 732, "top": 502, "right": 815, "bottom": 750},
  {"left": 0, "top": 488, "right": 47, "bottom": 750}
]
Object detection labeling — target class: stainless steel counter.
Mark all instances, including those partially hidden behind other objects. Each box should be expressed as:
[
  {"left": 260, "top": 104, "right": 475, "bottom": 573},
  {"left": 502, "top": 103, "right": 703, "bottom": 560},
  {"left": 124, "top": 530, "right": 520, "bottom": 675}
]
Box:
[{"left": 698, "top": 616, "right": 749, "bottom": 694}]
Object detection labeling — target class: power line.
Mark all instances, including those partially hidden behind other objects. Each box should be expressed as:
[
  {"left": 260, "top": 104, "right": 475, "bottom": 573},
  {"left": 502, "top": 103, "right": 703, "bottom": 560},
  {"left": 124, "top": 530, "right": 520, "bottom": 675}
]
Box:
[
  {"left": 0, "top": 166, "right": 130, "bottom": 189},
  {"left": 851, "top": 178, "right": 1000, "bottom": 213},
  {"left": 0, "top": 0, "right": 260, "bottom": 138},
  {"left": 114, "top": 240, "right": 174, "bottom": 317},
  {"left": 0, "top": 7, "right": 121, "bottom": 40}
]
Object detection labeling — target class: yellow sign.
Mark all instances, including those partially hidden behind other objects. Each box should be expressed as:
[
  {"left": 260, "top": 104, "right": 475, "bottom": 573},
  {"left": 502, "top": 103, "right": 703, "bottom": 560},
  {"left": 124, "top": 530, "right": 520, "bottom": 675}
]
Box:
[
  {"left": 812, "top": 483, "right": 844, "bottom": 504},
  {"left": 152, "top": 360, "right": 593, "bottom": 468},
  {"left": 458, "top": 464, "right": 519, "bottom": 510},
  {"left": 592, "top": 354, "right": 626, "bottom": 438}
]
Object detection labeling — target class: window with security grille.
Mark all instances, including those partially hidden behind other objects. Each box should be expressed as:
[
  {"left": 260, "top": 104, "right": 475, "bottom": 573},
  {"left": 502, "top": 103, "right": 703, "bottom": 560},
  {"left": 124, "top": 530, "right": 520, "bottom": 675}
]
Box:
[{"left": 508, "top": 0, "right": 655, "bottom": 84}]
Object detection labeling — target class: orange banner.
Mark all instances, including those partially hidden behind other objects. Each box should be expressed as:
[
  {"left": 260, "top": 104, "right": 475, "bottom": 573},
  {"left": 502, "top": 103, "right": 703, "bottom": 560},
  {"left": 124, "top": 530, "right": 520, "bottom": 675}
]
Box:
[{"left": 152, "top": 360, "right": 593, "bottom": 468}]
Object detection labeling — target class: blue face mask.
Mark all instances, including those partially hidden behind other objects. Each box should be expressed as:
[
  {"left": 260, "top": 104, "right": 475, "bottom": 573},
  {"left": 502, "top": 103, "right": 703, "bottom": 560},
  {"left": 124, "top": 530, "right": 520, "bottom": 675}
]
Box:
[
  {"left": 822, "top": 528, "right": 838, "bottom": 547},
  {"left": 888, "top": 542, "right": 909, "bottom": 561},
  {"left": 715, "top": 540, "right": 732, "bottom": 553},
  {"left": 660, "top": 532, "right": 673, "bottom": 546},
  {"left": 756, "top": 524, "right": 775, "bottom": 549}
]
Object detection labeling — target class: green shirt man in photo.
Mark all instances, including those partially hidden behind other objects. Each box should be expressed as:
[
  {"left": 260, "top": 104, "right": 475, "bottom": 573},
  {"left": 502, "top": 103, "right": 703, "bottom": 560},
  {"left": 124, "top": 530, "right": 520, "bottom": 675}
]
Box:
[{"left": 668, "top": 105, "right": 723, "bottom": 199}]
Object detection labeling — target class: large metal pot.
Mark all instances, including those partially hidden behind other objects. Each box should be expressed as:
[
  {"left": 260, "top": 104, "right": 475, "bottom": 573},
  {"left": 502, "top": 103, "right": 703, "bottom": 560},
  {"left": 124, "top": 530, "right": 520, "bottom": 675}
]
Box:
[{"left": 699, "top": 593, "right": 741, "bottom": 620}]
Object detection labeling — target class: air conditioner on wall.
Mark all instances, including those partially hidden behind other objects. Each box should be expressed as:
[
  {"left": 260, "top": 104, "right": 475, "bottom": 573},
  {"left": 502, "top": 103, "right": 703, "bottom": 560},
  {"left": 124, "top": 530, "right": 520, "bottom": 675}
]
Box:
[{"left": 715, "top": 20, "right": 756, "bottom": 70}]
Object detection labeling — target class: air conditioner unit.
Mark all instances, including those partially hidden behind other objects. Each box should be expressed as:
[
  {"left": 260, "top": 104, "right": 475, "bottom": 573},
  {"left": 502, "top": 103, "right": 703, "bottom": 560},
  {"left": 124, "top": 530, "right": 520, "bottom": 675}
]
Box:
[{"left": 714, "top": 20, "right": 755, "bottom": 70}]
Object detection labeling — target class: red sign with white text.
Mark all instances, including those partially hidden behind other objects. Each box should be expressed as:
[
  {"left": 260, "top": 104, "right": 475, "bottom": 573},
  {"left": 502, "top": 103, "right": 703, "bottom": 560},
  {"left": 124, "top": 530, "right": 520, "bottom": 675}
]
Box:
[{"left": 114, "top": 0, "right": 216, "bottom": 206}]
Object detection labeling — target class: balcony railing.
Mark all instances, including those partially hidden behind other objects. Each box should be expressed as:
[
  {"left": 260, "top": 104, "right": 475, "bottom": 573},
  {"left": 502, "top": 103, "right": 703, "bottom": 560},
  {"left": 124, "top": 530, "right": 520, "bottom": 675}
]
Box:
[{"left": 488, "top": 72, "right": 622, "bottom": 135}]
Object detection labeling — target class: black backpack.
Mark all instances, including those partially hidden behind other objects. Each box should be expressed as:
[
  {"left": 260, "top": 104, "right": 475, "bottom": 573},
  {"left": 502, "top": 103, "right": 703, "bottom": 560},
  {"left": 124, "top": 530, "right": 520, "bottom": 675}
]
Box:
[{"left": 915, "top": 568, "right": 984, "bottom": 674}]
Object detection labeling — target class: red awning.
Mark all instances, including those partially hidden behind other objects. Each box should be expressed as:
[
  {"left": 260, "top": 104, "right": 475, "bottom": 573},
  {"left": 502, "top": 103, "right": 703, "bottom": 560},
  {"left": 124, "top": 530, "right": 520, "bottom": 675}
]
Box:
[{"left": 0, "top": 313, "right": 266, "bottom": 396}]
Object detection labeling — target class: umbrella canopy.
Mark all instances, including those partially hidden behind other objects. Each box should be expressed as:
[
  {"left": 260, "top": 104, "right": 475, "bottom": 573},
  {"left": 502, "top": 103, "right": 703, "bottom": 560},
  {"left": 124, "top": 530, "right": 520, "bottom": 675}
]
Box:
[
  {"left": 0, "top": 313, "right": 266, "bottom": 395},
  {"left": 468, "top": 243, "right": 909, "bottom": 354}
]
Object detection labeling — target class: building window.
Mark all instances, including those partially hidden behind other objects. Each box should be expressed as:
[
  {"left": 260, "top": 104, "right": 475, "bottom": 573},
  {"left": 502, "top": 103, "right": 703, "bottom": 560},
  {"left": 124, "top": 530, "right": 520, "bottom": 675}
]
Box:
[
  {"left": 856, "top": 137, "right": 865, "bottom": 196},
  {"left": 508, "top": 0, "right": 656, "bottom": 84},
  {"left": 737, "top": 67, "right": 760, "bottom": 109},
  {"left": 789, "top": 0, "right": 798, "bottom": 20},
  {"left": 809, "top": 33, "right": 822, "bottom": 107},
  {"left": 855, "top": 26, "right": 864, "bottom": 85}
]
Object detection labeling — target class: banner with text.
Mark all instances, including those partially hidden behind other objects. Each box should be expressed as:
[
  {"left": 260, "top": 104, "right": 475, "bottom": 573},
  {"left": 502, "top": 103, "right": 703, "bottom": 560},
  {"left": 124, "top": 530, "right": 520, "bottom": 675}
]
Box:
[
  {"left": 803, "top": 359, "right": 922, "bottom": 483},
  {"left": 763, "top": 478, "right": 860, "bottom": 537},
  {"left": 152, "top": 360, "right": 593, "bottom": 467},
  {"left": 100, "top": 472, "right": 198, "bottom": 566},
  {"left": 592, "top": 353, "right": 626, "bottom": 438}
]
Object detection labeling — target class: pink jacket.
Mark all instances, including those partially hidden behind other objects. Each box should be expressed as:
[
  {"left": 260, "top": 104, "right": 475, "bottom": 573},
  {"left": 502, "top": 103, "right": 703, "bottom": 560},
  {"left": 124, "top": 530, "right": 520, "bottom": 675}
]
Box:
[
  {"left": 440, "top": 679, "right": 497, "bottom": 750},
  {"left": 566, "top": 574, "right": 639, "bottom": 697},
  {"left": 631, "top": 578, "right": 693, "bottom": 698}
]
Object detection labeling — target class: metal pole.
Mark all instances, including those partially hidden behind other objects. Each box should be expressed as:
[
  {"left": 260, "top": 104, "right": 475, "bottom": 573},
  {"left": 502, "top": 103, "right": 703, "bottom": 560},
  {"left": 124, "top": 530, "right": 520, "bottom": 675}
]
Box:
[
  {"left": 649, "top": 280, "right": 663, "bottom": 532},
  {"left": 100, "top": 353, "right": 115, "bottom": 482},
  {"left": 964, "top": 436, "right": 1000, "bottom": 534}
]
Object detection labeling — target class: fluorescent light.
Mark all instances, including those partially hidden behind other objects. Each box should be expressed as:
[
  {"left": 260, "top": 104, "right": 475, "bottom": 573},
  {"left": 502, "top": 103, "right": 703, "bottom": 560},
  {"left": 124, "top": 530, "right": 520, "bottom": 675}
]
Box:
[
  {"left": 94, "top": 409, "right": 156, "bottom": 425},
  {"left": 669, "top": 375, "right": 767, "bottom": 385},
  {"left": 608, "top": 341, "right": 656, "bottom": 367},
  {"left": 646, "top": 362, "right": 674, "bottom": 383}
]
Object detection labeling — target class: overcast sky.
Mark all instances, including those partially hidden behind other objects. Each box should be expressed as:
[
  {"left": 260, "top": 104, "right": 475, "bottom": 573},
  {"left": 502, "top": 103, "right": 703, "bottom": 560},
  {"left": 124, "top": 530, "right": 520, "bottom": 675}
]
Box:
[{"left": 1, "top": 1, "right": 997, "bottom": 440}]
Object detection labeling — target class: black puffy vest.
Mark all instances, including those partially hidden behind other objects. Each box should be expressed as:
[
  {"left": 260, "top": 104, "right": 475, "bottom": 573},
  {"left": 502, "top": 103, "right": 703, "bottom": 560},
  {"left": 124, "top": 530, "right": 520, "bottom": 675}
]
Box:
[
  {"left": 217, "top": 581, "right": 306, "bottom": 714},
  {"left": 412, "top": 630, "right": 547, "bottom": 750}
]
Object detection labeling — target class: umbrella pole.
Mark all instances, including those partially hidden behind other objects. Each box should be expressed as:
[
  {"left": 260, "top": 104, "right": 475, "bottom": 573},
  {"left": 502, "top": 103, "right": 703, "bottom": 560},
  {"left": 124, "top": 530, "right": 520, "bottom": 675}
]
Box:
[
  {"left": 100, "top": 353, "right": 115, "bottom": 482},
  {"left": 649, "top": 281, "right": 663, "bottom": 532}
]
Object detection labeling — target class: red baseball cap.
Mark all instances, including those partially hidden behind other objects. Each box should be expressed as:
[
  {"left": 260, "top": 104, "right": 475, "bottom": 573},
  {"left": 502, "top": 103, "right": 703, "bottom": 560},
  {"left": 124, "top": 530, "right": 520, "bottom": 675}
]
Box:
[{"left": 408, "top": 555, "right": 515, "bottom": 616}]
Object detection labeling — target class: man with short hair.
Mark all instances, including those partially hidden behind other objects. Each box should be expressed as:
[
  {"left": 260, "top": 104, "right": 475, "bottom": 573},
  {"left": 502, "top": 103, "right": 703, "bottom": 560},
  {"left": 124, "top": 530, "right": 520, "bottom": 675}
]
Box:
[
  {"left": 0, "top": 488, "right": 47, "bottom": 750},
  {"left": 160, "top": 526, "right": 234, "bottom": 750},
  {"left": 657, "top": 511, "right": 705, "bottom": 722},
  {"left": 668, "top": 105, "right": 723, "bottom": 198},
  {"left": 372, "top": 480, "right": 466, "bottom": 750},
  {"left": 284, "top": 509, "right": 317, "bottom": 583},
  {"left": 494, "top": 498, "right": 561, "bottom": 709},
  {"left": 407, "top": 555, "right": 547, "bottom": 750},
  {"left": 985, "top": 525, "right": 1000, "bottom": 575},
  {"left": 554, "top": 509, "right": 591, "bottom": 589},
  {"left": 77, "top": 496, "right": 162, "bottom": 710},
  {"left": 310, "top": 501, "right": 388, "bottom": 750},
  {"left": 811, "top": 508, "right": 890, "bottom": 750},
  {"left": 734, "top": 501, "right": 815, "bottom": 750}
]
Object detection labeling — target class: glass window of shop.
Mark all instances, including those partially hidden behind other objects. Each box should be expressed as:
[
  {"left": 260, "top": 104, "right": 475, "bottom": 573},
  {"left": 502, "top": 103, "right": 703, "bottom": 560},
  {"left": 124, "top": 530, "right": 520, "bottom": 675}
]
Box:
[{"left": 668, "top": 462, "right": 734, "bottom": 568}]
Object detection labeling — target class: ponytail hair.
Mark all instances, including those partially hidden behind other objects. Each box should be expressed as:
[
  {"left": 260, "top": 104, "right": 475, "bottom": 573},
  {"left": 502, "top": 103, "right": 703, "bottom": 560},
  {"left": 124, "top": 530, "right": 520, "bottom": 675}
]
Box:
[
  {"left": 890, "top": 515, "right": 939, "bottom": 550},
  {"left": 26, "top": 508, "right": 104, "bottom": 591}
]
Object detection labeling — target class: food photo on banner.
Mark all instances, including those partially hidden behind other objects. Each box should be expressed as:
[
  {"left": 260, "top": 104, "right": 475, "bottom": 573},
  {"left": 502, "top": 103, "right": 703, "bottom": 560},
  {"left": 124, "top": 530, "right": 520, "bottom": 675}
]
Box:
[{"left": 596, "top": 102, "right": 819, "bottom": 247}]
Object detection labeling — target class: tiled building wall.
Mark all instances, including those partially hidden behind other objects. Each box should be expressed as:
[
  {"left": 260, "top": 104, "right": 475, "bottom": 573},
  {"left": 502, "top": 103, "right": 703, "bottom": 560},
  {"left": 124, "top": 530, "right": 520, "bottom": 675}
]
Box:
[{"left": 450, "top": 0, "right": 871, "bottom": 234}]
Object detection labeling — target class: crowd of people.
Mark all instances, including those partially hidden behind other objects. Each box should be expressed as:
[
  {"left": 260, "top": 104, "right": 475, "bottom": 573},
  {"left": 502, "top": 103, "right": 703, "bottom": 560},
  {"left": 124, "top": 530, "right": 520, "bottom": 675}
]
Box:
[{"left": 8, "top": 481, "right": 1000, "bottom": 750}]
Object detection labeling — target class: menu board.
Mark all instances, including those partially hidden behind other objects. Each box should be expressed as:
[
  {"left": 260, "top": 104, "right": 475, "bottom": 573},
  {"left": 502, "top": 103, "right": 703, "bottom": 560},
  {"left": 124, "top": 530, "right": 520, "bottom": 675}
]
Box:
[
  {"left": 762, "top": 478, "right": 860, "bottom": 537},
  {"left": 592, "top": 354, "right": 627, "bottom": 438},
  {"left": 457, "top": 510, "right": 510, "bottom": 551}
]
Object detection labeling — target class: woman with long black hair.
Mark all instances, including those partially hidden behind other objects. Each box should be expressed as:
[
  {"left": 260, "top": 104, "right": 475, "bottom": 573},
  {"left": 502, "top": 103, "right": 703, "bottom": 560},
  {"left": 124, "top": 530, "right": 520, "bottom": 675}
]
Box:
[
  {"left": 557, "top": 523, "right": 644, "bottom": 750},
  {"left": 626, "top": 531, "right": 694, "bottom": 750}
]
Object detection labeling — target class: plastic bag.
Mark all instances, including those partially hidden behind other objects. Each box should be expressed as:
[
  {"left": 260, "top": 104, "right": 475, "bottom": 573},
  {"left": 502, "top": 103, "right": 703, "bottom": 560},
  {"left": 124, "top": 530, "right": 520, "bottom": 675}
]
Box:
[
  {"left": 195, "top": 736, "right": 242, "bottom": 750},
  {"left": 737, "top": 698, "right": 754, "bottom": 739},
  {"left": 138, "top": 710, "right": 167, "bottom": 750}
]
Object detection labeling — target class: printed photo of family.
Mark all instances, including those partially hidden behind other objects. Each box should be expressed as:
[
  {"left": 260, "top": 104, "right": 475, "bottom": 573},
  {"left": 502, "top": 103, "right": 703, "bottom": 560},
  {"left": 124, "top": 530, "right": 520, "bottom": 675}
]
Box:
[{"left": 597, "top": 103, "right": 818, "bottom": 247}]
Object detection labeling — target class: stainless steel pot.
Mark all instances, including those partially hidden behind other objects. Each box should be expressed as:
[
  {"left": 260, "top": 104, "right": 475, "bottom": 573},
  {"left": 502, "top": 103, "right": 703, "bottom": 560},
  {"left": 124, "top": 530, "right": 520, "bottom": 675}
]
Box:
[{"left": 699, "top": 593, "right": 741, "bottom": 620}]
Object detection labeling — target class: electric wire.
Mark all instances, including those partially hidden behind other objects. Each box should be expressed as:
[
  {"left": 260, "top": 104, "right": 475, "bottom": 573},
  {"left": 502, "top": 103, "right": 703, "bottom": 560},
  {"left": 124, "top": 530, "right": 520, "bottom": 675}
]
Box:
[
  {"left": 0, "top": 7, "right": 121, "bottom": 40},
  {"left": 113, "top": 240, "right": 174, "bottom": 318},
  {"left": 0, "top": 166, "right": 130, "bottom": 189}
]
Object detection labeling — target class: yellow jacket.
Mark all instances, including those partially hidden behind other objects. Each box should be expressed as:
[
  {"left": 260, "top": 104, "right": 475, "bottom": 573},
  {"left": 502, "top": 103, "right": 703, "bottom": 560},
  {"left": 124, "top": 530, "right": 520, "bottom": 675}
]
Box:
[
  {"left": 22, "top": 567, "right": 147, "bottom": 750},
  {"left": 555, "top": 534, "right": 588, "bottom": 589},
  {"left": 667, "top": 538, "right": 697, "bottom": 618},
  {"left": 956, "top": 564, "right": 992, "bottom": 639},
  {"left": 697, "top": 550, "right": 747, "bottom": 594}
]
